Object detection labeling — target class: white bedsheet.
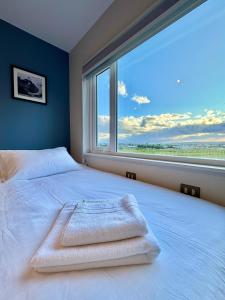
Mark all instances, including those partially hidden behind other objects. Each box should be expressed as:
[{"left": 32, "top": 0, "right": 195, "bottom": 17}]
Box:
[{"left": 0, "top": 166, "right": 225, "bottom": 300}]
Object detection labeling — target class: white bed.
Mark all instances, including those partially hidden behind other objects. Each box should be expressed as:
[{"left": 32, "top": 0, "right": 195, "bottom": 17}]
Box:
[{"left": 0, "top": 166, "right": 225, "bottom": 300}]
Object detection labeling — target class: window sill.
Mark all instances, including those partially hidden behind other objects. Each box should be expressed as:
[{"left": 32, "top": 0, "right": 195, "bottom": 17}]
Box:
[{"left": 84, "top": 152, "right": 225, "bottom": 176}]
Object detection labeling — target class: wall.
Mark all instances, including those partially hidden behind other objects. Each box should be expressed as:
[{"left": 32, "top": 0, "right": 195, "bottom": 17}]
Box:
[
  {"left": 85, "top": 154, "right": 225, "bottom": 206},
  {"left": 70, "top": 0, "right": 157, "bottom": 161},
  {"left": 0, "top": 19, "right": 70, "bottom": 150},
  {"left": 69, "top": 0, "right": 225, "bottom": 206}
]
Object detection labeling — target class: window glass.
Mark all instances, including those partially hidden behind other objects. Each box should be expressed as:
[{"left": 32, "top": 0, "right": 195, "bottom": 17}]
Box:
[
  {"left": 96, "top": 69, "right": 110, "bottom": 148},
  {"left": 117, "top": 0, "right": 225, "bottom": 159}
]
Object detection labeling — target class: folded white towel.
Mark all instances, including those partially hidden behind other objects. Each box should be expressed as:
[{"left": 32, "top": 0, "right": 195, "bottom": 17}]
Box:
[
  {"left": 61, "top": 194, "right": 148, "bottom": 246},
  {"left": 30, "top": 205, "right": 160, "bottom": 273},
  {"left": 32, "top": 253, "right": 155, "bottom": 273}
]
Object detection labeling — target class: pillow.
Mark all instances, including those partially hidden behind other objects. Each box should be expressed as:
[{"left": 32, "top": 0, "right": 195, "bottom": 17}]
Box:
[
  {"left": 0, "top": 155, "right": 4, "bottom": 182},
  {"left": 0, "top": 147, "right": 81, "bottom": 182}
]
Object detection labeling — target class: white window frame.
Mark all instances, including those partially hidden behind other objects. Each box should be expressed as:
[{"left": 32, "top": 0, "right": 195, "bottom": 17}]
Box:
[
  {"left": 91, "top": 63, "right": 117, "bottom": 153},
  {"left": 86, "top": 0, "right": 225, "bottom": 169},
  {"left": 88, "top": 63, "right": 225, "bottom": 168}
]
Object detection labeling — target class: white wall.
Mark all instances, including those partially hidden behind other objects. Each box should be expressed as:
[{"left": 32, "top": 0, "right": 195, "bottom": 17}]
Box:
[
  {"left": 70, "top": 0, "right": 225, "bottom": 207},
  {"left": 70, "top": 0, "right": 157, "bottom": 162},
  {"left": 85, "top": 154, "right": 225, "bottom": 207}
]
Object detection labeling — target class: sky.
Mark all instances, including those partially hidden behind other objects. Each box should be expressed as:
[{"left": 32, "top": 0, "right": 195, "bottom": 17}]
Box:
[{"left": 97, "top": 0, "right": 225, "bottom": 145}]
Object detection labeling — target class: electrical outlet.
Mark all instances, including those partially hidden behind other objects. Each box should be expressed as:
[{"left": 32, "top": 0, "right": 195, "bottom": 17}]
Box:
[
  {"left": 126, "top": 171, "right": 136, "bottom": 180},
  {"left": 180, "top": 183, "right": 200, "bottom": 198}
]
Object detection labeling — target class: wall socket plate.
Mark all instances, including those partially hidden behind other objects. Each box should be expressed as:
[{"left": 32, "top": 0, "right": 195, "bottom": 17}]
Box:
[
  {"left": 126, "top": 171, "right": 136, "bottom": 180},
  {"left": 180, "top": 183, "right": 200, "bottom": 198}
]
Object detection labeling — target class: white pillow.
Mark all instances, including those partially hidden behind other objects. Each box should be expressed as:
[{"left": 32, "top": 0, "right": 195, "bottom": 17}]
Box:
[
  {"left": 0, "top": 155, "right": 5, "bottom": 182},
  {"left": 0, "top": 147, "right": 81, "bottom": 182}
]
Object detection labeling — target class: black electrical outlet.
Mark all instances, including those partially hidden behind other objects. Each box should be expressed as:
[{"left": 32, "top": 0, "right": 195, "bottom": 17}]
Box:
[
  {"left": 180, "top": 183, "right": 200, "bottom": 198},
  {"left": 126, "top": 171, "right": 136, "bottom": 180}
]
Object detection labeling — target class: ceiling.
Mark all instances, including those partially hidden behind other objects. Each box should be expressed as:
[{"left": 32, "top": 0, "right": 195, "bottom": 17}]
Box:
[{"left": 0, "top": 0, "right": 113, "bottom": 52}]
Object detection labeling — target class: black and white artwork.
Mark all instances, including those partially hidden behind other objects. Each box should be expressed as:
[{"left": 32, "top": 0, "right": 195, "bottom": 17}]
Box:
[{"left": 12, "top": 66, "right": 47, "bottom": 104}]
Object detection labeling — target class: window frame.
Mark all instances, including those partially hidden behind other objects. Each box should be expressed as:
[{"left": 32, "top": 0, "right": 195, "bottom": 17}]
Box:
[
  {"left": 86, "top": 0, "right": 225, "bottom": 169},
  {"left": 91, "top": 63, "right": 118, "bottom": 153},
  {"left": 88, "top": 61, "right": 225, "bottom": 168},
  {"left": 93, "top": 67, "right": 111, "bottom": 152}
]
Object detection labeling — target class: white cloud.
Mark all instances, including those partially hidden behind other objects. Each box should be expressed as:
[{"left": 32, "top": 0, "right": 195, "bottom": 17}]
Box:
[
  {"left": 118, "top": 81, "right": 128, "bottom": 97},
  {"left": 118, "top": 111, "right": 225, "bottom": 140},
  {"left": 171, "top": 133, "right": 210, "bottom": 140},
  {"left": 97, "top": 132, "right": 110, "bottom": 141},
  {"left": 97, "top": 115, "right": 110, "bottom": 142},
  {"left": 117, "top": 112, "right": 193, "bottom": 135},
  {"left": 132, "top": 95, "right": 151, "bottom": 104},
  {"left": 172, "top": 133, "right": 225, "bottom": 143},
  {"left": 98, "top": 115, "right": 110, "bottom": 124},
  {"left": 97, "top": 110, "right": 225, "bottom": 143}
]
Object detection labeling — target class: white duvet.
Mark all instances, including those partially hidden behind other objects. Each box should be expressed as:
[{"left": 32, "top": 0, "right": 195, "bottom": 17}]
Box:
[{"left": 0, "top": 166, "right": 225, "bottom": 300}]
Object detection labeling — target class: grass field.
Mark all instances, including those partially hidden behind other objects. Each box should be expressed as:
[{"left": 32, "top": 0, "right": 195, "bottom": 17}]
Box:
[{"left": 117, "top": 143, "right": 225, "bottom": 159}]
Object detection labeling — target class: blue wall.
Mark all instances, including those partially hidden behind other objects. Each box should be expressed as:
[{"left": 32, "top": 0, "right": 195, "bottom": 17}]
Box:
[{"left": 0, "top": 19, "right": 70, "bottom": 150}]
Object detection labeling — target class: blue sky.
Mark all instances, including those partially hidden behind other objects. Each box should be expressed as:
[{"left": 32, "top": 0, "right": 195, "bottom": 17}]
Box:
[{"left": 97, "top": 0, "right": 225, "bottom": 145}]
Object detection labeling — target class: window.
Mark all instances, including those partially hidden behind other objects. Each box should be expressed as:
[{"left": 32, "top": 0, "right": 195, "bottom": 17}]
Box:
[
  {"left": 90, "top": 0, "right": 225, "bottom": 165},
  {"left": 95, "top": 68, "right": 110, "bottom": 149}
]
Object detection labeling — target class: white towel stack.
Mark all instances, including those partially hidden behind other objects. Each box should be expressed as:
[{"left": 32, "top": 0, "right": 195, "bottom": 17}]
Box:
[{"left": 30, "top": 194, "right": 160, "bottom": 272}]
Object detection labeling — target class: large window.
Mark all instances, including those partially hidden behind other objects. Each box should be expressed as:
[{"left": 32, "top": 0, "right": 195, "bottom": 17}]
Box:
[{"left": 91, "top": 0, "right": 225, "bottom": 164}]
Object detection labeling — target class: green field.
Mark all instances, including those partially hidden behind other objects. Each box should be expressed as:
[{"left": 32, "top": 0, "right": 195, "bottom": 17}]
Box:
[{"left": 117, "top": 143, "right": 225, "bottom": 159}]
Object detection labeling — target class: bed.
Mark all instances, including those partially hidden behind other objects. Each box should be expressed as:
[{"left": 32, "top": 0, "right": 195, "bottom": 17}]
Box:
[{"left": 1, "top": 165, "right": 225, "bottom": 300}]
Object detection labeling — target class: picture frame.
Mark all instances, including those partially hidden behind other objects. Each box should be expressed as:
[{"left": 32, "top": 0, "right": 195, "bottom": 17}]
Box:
[{"left": 12, "top": 66, "right": 47, "bottom": 104}]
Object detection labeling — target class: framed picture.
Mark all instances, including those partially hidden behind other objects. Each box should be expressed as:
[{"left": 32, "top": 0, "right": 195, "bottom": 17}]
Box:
[{"left": 12, "top": 66, "right": 47, "bottom": 104}]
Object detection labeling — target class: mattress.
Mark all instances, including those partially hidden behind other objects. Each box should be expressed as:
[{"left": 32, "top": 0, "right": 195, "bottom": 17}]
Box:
[{"left": 0, "top": 166, "right": 225, "bottom": 300}]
